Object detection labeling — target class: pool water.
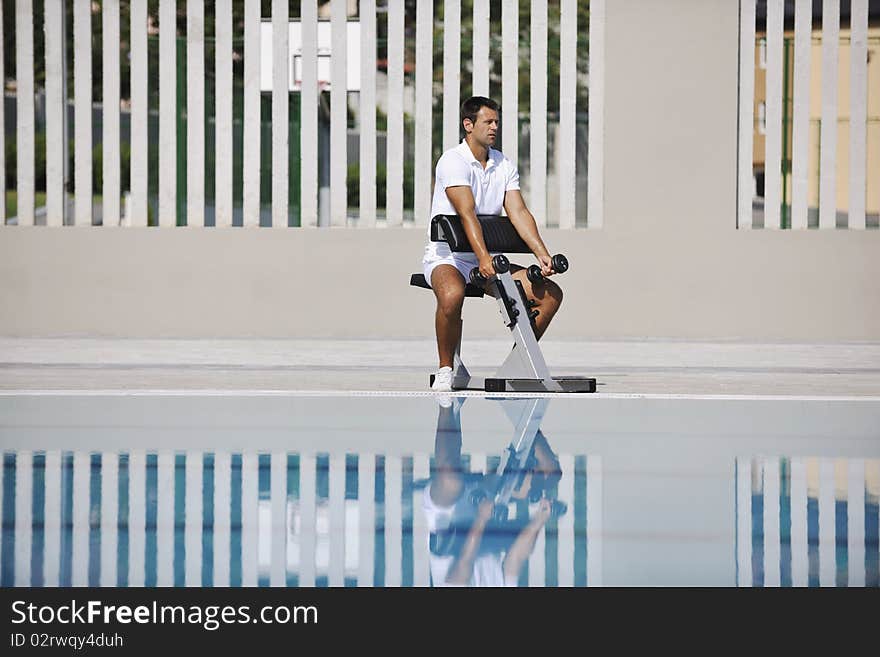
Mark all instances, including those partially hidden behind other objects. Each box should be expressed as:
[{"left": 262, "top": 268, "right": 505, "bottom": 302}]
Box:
[{"left": 1, "top": 393, "right": 878, "bottom": 587}]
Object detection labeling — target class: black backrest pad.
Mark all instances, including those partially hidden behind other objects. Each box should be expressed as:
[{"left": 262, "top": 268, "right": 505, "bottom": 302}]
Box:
[{"left": 431, "top": 214, "right": 531, "bottom": 253}]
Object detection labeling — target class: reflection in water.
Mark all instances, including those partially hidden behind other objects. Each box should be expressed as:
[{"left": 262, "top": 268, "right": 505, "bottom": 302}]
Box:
[
  {"left": 0, "top": 398, "right": 597, "bottom": 587},
  {"left": 418, "top": 397, "right": 572, "bottom": 586},
  {"left": 3, "top": 397, "right": 876, "bottom": 587},
  {"left": 736, "top": 457, "right": 880, "bottom": 587}
]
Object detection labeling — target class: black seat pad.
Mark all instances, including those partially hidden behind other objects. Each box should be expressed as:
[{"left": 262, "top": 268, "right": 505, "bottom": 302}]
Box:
[{"left": 410, "top": 273, "right": 485, "bottom": 298}]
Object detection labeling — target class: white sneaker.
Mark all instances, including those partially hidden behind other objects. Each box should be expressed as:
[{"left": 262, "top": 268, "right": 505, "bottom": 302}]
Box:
[{"left": 431, "top": 366, "right": 453, "bottom": 392}]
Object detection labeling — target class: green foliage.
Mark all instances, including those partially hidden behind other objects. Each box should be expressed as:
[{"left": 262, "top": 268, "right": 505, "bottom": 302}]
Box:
[
  {"left": 347, "top": 160, "right": 415, "bottom": 211},
  {"left": 4, "top": 135, "right": 45, "bottom": 190},
  {"left": 90, "top": 140, "right": 132, "bottom": 193}
]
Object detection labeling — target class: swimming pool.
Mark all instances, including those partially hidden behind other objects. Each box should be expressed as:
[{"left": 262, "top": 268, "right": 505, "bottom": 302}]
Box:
[{"left": 1, "top": 393, "right": 878, "bottom": 587}]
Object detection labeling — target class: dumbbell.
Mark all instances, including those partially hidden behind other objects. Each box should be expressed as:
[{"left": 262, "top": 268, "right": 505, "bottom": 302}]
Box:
[
  {"left": 469, "top": 254, "right": 511, "bottom": 285},
  {"left": 526, "top": 254, "right": 570, "bottom": 284}
]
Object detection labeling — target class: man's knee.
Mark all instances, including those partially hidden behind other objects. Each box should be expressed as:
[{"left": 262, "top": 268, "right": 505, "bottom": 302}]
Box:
[
  {"left": 435, "top": 287, "right": 465, "bottom": 317},
  {"left": 537, "top": 279, "right": 563, "bottom": 308}
]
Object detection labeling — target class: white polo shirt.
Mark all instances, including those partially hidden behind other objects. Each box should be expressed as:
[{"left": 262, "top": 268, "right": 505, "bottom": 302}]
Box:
[{"left": 427, "top": 139, "right": 521, "bottom": 244}]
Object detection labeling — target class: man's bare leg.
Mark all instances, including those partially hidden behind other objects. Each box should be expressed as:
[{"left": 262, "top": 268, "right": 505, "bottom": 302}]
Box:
[{"left": 430, "top": 265, "right": 467, "bottom": 369}]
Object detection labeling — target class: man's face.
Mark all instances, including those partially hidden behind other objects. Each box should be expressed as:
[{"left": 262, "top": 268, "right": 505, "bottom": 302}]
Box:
[{"left": 464, "top": 107, "right": 499, "bottom": 147}]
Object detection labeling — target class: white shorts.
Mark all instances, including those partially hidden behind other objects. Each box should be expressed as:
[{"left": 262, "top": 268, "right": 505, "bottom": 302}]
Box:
[{"left": 422, "top": 242, "right": 480, "bottom": 288}]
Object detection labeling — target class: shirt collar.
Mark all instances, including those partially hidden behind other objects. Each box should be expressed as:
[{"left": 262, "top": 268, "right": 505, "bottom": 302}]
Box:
[{"left": 457, "top": 139, "right": 498, "bottom": 171}]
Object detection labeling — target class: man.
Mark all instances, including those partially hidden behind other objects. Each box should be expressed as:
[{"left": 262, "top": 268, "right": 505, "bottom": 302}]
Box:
[{"left": 422, "top": 96, "right": 564, "bottom": 391}]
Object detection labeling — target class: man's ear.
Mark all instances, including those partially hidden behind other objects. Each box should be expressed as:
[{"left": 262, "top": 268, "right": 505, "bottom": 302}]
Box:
[{"left": 462, "top": 118, "right": 473, "bottom": 134}]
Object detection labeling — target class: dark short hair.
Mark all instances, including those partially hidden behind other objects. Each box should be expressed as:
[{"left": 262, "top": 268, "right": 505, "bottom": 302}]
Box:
[{"left": 460, "top": 96, "right": 500, "bottom": 127}]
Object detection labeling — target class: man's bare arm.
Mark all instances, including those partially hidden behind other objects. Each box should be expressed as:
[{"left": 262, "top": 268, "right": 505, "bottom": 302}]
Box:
[
  {"left": 445, "top": 500, "right": 493, "bottom": 585},
  {"left": 445, "top": 186, "right": 496, "bottom": 280},
  {"left": 503, "top": 189, "right": 555, "bottom": 276}
]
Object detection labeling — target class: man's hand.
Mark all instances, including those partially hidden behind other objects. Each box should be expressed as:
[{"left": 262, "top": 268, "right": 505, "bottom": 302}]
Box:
[
  {"left": 478, "top": 255, "right": 496, "bottom": 281},
  {"left": 536, "top": 253, "right": 555, "bottom": 277}
]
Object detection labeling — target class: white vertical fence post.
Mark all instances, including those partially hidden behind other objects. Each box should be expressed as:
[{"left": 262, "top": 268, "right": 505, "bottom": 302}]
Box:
[
  {"left": 818, "top": 458, "right": 835, "bottom": 586},
  {"left": 558, "top": 0, "right": 577, "bottom": 229},
  {"left": 790, "top": 458, "right": 808, "bottom": 587},
  {"left": 360, "top": 0, "right": 378, "bottom": 227},
  {"left": 213, "top": 452, "right": 231, "bottom": 587},
  {"left": 763, "top": 458, "right": 781, "bottom": 586},
  {"left": 791, "top": 0, "right": 811, "bottom": 230},
  {"left": 819, "top": 0, "right": 840, "bottom": 229},
  {"left": 358, "top": 453, "right": 375, "bottom": 587},
  {"left": 530, "top": 0, "right": 548, "bottom": 226},
  {"left": 412, "top": 455, "right": 430, "bottom": 587},
  {"left": 100, "top": 452, "right": 119, "bottom": 587},
  {"left": 45, "top": 2, "right": 64, "bottom": 227},
  {"left": 299, "top": 454, "right": 317, "bottom": 587},
  {"left": 301, "top": 0, "right": 318, "bottom": 227},
  {"left": 472, "top": 0, "right": 489, "bottom": 96},
  {"left": 71, "top": 453, "right": 90, "bottom": 586},
  {"left": 848, "top": 0, "right": 868, "bottom": 230},
  {"left": 240, "top": 453, "right": 259, "bottom": 586},
  {"left": 272, "top": 0, "right": 289, "bottom": 229},
  {"left": 501, "top": 0, "right": 519, "bottom": 166},
  {"left": 0, "top": 0, "right": 4, "bottom": 225},
  {"left": 128, "top": 451, "right": 146, "bottom": 586},
  {"left": 413, "top": 0, "right": 432, "bottom": 227},
  {"left": 156, "top": 452, "right": 174, "bottom": 586},
  {"left": 847, "top": 459, "right": 866, "bottom": 587},
  {"left": 764, "top": 0, "right": 784, "bottom": 229},
  {"left": 43, "top": 451, "right": 61, "bottom": 586},
  {"left": 738, "top": 0, "right": 756, "bottom": 230},
  {"left": 215, "top": 0, "right": 233, "bottom": 228},
  {"left": 242, "top": 1, "right": 261, "bottom": 227},
  {"left": 557, "top": 454, "right": 575, "bottom": 587},
  {"left": 331, "top": 0, "right": 348, "bottom": 226},
  {"left": 443, "top": 0, "right": 461, "bottom": 151},
  {"left": 329, "top": 453, "right": 346, "bottom": 587},
  {"left": 184, "top": 451, "right": 203, "bottom": 586},
  {"left": 14, "top": 451, "right": 33, "bottom": 586},
  {"left": 158, "top": 0, "right": 176, "bottom": 227},
  {"left": 386, "top": 0, "right": 404, "bottom": 227},
  {"left": 16, "top": 0, "right": 35, "bottom": 227},
  {"left": 130, "top": 1, "right": 149, "bottom": 226},
  {"left": 587, "top": 0, "right": 605, "bottom": 228},
  {"left": 187, "top": 0, "right": 205, "bottom": 228},
  {"left": 270, "top": 452, "right": 286, "bottom": 586},
  {"left": 103, "top": 1, "right": 121, "bottom": 228},
  {"left": 384, "top": 455, "right": 402, "bottom": 587}
]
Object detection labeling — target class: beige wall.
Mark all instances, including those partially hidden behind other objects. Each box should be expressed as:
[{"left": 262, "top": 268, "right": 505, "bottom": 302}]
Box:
[{"left": 1, "top": 0, "right": 878, "bottom": 341}]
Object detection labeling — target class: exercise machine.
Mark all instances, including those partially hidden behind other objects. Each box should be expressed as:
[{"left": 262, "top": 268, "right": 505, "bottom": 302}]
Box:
[{"left": 410, "top": 214, "right": 597, "bottom": 393}]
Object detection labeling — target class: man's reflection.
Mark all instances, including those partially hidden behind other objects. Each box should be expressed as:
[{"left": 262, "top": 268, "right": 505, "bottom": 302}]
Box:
[{"left": 420, "top": 397, "right": 566, "bottom": 586}]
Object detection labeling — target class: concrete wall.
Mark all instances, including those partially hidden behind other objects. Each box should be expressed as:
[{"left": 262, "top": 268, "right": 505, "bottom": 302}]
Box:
[{"left": 1, "top": 0, "right": 878, "bottom": 340}]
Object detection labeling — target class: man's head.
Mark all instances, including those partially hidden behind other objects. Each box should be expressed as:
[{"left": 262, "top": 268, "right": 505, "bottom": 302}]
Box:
[{"left": 461, "top": 96, "right": 500, "bottom": 148}]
